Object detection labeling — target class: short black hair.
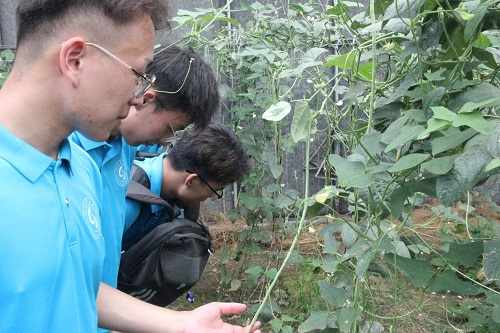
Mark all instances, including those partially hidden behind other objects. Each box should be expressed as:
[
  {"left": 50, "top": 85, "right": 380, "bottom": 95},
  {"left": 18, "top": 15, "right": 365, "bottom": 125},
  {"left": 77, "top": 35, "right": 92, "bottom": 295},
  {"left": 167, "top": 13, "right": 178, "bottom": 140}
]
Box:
[
  {"left": 168, "top": 122, "right": 250, "bottom": 184},
  {"left": 148, "top": 46, "right": 219, "bottom": 129},
  {"left": 16, "top": 0, "right": 170, "bottom": 47}
]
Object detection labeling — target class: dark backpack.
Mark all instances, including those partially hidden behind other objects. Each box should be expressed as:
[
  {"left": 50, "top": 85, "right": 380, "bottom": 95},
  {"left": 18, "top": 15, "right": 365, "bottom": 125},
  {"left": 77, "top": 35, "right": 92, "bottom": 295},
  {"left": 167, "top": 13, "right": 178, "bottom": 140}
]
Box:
[{"left": 118, "top": 163, "right": 213, "bottom": 307}]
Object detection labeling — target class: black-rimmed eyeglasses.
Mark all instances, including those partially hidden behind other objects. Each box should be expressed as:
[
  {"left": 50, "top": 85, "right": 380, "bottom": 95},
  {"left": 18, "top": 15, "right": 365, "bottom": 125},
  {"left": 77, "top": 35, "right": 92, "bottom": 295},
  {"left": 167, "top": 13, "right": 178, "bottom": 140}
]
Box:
[
  {"left": 85, "top": 42, "right": 155, "bottom": 99},
  {"left": 186, "top": 170, "right": 223, "bottom": 199}
]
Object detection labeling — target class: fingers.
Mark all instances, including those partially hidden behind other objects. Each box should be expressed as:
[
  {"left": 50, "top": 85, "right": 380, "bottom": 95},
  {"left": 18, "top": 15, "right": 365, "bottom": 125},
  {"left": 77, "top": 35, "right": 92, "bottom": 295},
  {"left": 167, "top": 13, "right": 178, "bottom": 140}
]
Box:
[
  {"left": 214, "top": 302, "right": 248, "bottom": 316},
  {"left": 246, "top": 321, "right": 261, "bottom": 333}
]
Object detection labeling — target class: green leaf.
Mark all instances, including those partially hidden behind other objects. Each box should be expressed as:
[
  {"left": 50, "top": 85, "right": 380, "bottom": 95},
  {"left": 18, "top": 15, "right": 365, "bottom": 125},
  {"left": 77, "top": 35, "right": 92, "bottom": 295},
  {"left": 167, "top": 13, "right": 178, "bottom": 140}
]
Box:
[
  {"left": 473, "top": 32, "right": 492, "bottom": 48},
  {"left": 229, "top": 278, "right": 241, "bottom": 291},
  {"left": 428, "top": 269, "right": 483, "bottom": 295},
  {"left": 336, "top": 307, "right": 361, "bottom": 332},
  {"left": 442, "top": 242, "right": 483, "bottom": 267},
  {"left": 458, "top": 97, "right": 500, "bottom": 113},
  {"left": 436, "top": 148, "right": 492, "bottom": 206},
  {"left": 324, "top": 51, "right": 356, "bottom": 70},
  {"left": 264, "top": 268, "right": 278, "bottom": 279},
  {"left": 384, "top": 125, "right": 425, "bottom": 152},
  {"left": 291, "top": 100, "right": 311, "bottom": 143},
  {"left": 269, "top": 163, "right": 283, "bottom": 179},
  {"left": 485, "top": 158, "right": 500, "bottom": 172},
  {"left": 383, "top": 0, "right": 422, "bottom": 20},
  {"left": 323, "top": 231, "right": 341, "bottom": 254},
  {"left": 298, "top": 310, "right": 331, "bottom": 333},
  {"left": 341, "top": 223, "right": 359, "bottom": 249},
  {"left": 384, "top": 254, "right": 436, "bottom": 288},
  {"left": 212, "top": 16, "right": 240, "bottom": 26},
  {"left": 314, "top": 257, "right": 340, "bottom": 273},
  {"left": 262, "top": 101, "right": 291, "bottom": 121},
  {"left": 275, "top": 194, "right": 296, "bottom": 209},
  {"left": 423, "top": 87, "right": 446, "bottom": 113},
  {"left": 448, "top": 83, "right": 500, "bottom": 112},
  {"left": 418, "top": 118, "right": 450, "bottom": 139},
  {"left": 421, "top": 155, "right": 458, "bottom": 175},
  {"left": 318, "top": 280, "right": 352, "bottom": 307},
  {"left": 431, "top": 128, "right": 477, "bottom": 155},
  {"left": 355, "top": 251, "right": 375, "bottom": 277},
  {"left": 484, "top": 240, "right": 500, "bottom": 281},
  {"left": 357, "top": 61, "right": 373, "bottom": 80},
  {"left": 328, "top": 154, "right": 374, "bottom": 188},
  {"left": 431, "top": 106, "right": 457, "bottom": 121},
  {"left": 271, "top": 319, "right": 283, "bottom": 333},
  {"left": 387, "top": 153, "right": 430, "bottom": 173},
  {"left": 290, "top": 3, "right": 315, "bottom": 13},
  {"left": 453, "top": 111, "right": 493, "bottom": 134},
  {"left": 465, "top": 8, "right": 486, "bottom": 42}
]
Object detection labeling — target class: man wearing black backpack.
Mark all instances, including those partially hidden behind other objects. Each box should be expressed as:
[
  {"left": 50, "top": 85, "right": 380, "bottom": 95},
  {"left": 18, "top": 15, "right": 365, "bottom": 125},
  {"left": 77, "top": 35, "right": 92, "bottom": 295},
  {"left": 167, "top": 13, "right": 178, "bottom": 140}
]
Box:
[{"left": 119, "top": 122, "right": 251, "bottom": 306}]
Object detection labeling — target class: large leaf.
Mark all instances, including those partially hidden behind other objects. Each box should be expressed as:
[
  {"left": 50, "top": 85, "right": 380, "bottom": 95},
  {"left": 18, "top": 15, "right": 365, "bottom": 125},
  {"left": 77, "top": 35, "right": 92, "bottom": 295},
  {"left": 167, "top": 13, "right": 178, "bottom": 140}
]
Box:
[
  {"left": 436, "top": 147, "right": 493, "bottom": 206},
  {"left": 423, "top": 87, "right": 446, "bottom": 113},
  {"left": 387, "top": 153, "right": 430, "bottom": 173},
  {"left": 290, "top": 100, "right": 312, "bottom": 143},
  {"left": 262, "top": 101, "right": 291, "bottom": 121},
  {"left": 457, "top": 97, "right": 500, "bottom": 113},
  {"left": 383, "top": 0, "right": 423, "bottom": 20},
  {"left": 442, "top": 241, "right": 483, "bottom": 267},
  {"left": 485, "top": 158, "right": 500, "bottom": 172},
  {"left": 318, "top": 280, "right": 352, "bottom": 307},
  {"left": 448, "top": 83, "right": 500, "bottom": 112},
  {"left": 355, "top": 251, "right": 375, "bottom": 277},
  {"left": 421, "top": 155, "right": 457, "bottom": 174},
  {"left": 431, "top": 128, "right": 477, "bottom": 155},
  {"left": 418, "top": 118, "right": 450, "bottom": 139},
  {"left": 324, "top": 51, "right": 356, "bottom": 70},
  {"left": 484, "top": 240, "right": 500, "bottom": 281},
  {"left": 428, "top": 269, "right": 483, "bottom": 295},
  {"left": 336, "top": 307, "right": 361, "bottom": 333},
  {"left": 384, "top": 124, "right": 425, "bottom": 152},
  {"left": 298, "top": 310, "right": 331, "bottom": 333},
  {"left": 385, "top": 254, "right": 436, "bottom": 287},
  {"left": 452, "top": 111, "right": 493, "bottom": 134},
  {"left": 280, "top": 47, "right": 327, "bottom": 77},
  {"left": 329, "top": 154, "right": 374, "bottom": 188}
]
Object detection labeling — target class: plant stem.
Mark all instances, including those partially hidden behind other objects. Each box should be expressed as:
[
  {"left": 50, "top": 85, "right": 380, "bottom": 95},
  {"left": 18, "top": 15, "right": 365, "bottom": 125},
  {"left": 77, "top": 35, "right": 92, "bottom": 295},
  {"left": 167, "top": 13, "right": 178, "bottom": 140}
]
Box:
[{"left": 245, "top": 122, "right": 312, "bottom": 333}]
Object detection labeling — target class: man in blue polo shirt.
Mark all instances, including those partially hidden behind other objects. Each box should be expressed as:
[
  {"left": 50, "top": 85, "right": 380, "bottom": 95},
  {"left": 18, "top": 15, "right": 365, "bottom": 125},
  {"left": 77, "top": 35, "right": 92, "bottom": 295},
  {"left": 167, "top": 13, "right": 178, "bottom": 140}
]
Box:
[{"left": 0, "top": 0, "right": 168, "bottom": 331}]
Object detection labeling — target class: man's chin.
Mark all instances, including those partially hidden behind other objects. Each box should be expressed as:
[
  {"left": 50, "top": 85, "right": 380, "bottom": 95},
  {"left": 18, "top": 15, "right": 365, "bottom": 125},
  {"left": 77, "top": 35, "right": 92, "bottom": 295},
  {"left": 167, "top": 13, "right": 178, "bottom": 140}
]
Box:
[{"left": 110, "top": 128, "right": 121, "bottom": 137}]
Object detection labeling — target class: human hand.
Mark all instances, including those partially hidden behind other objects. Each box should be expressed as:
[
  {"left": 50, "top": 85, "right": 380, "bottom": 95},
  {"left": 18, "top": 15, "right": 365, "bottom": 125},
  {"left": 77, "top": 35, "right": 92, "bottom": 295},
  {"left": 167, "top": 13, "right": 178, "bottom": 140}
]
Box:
[{"left": 181, "top": 302, "right": 261, "bottom": 333}]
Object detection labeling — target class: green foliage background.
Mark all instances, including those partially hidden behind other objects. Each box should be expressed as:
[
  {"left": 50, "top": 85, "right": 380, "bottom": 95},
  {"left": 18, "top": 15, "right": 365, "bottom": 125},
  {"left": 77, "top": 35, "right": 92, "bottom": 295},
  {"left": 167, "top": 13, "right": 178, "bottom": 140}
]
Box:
[
  {"left": 164, "top": 0, "right": 500, "bottom": 331},
  {"left": 2, "top": 0, "right": 499, "bottom": 331}
]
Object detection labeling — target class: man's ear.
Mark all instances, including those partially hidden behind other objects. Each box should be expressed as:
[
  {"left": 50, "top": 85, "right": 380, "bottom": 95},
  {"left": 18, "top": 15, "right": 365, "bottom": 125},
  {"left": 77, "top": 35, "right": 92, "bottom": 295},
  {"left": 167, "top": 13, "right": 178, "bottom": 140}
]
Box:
[
  {"left": 185, "top": 173, "right": 198, "bottom": 188},
  {"left": 59, "top": 37, "right": 86, "bottom": 88},
  {"left": 135, "top": 90, "right": 157, "bottom": 111}
]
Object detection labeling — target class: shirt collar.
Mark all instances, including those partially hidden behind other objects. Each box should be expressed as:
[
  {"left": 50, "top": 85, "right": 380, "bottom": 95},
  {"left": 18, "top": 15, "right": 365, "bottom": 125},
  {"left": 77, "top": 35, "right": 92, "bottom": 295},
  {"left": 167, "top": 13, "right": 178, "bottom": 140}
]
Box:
[{"left": 0, "top": 124, "right": 72, "bottom": 182}]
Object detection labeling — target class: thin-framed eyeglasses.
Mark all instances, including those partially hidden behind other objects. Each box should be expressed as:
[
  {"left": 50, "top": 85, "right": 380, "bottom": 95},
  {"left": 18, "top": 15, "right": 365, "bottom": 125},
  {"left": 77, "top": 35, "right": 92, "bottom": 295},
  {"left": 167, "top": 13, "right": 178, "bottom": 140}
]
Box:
[
  {"left": 155, "top": 104, "right": 187, "bottom": 146},
  {"left": 186, "top": 169, "right": 223, "bottom": 199},
  {"left": 150, "top": 57, "right": 194, "bottom": 95},
  {"left": 85, "top": 42, "right": 155, "bottom": 99}
]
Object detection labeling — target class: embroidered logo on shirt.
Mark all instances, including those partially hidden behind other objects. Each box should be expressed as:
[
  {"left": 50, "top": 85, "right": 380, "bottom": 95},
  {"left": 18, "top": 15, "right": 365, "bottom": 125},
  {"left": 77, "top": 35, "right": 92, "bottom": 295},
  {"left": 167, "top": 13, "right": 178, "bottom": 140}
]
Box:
[
  {"left": 83, "top": 197, "right": 102, "bottom": 239},
  {"left": 114, "top": 159, "right": 128, "bottom": 187}
]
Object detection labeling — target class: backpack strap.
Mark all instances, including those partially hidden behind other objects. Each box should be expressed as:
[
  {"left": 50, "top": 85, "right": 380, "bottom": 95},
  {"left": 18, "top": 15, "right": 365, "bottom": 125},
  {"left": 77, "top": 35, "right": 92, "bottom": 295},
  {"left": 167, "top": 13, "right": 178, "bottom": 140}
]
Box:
[
  {"left": 126, "top": 164, "right": 176, "bottom": 214},
  {"left": 123, "top": 164, "right": 181, "bottom": 251}
]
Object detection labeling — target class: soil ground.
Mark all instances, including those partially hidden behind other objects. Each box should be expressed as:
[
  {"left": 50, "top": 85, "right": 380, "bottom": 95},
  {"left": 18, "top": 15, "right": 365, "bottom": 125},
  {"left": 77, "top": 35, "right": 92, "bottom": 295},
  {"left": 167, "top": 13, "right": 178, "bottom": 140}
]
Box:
[{"left": 167, "top": 200, "right": 500, "bottom": 332}]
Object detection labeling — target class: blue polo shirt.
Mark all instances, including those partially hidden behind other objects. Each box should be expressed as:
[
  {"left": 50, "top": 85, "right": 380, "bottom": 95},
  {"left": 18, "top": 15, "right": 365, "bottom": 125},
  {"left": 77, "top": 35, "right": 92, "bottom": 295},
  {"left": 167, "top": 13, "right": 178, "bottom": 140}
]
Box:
[
  {"left": 124, "top": 153, "right": 167, "bottom": 231},
  {"left": 0, "top": 124, "right": 105, "bottom": 332},
  {"left": 70, "top": 133, "right": 136, "bottom": 291},
  {"left": 136, "top": 143, "right": 163, "bottom": 154}
]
